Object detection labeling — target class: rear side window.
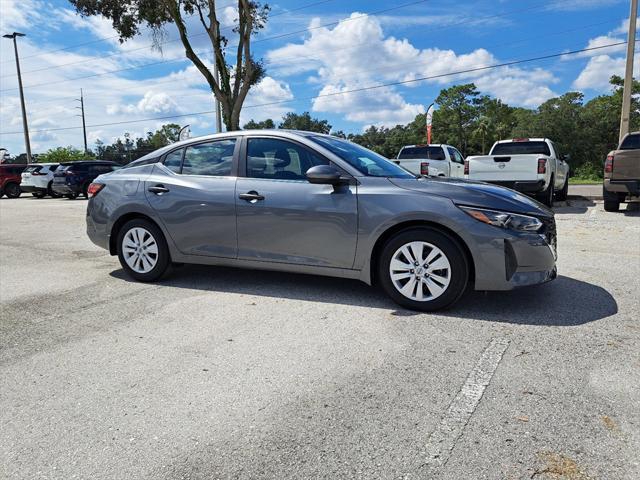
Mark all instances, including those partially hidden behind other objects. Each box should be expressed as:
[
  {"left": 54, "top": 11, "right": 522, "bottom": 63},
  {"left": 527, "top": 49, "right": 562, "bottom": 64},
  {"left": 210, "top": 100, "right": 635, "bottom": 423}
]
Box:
[
  {"left": 163, "top": 149, "right": 184, "bottom": 173},
  {"left": 398, "top": 146, "right": 446, "bottom": 160},
  {"left": 491, "top": 142, "right": 551, "bottom": 156},
  {"left": 182, "top": 139, "right": 236, "bottom": 176},
  {"left": 620, "top": 133, "right": 640, "bottom": 150}
]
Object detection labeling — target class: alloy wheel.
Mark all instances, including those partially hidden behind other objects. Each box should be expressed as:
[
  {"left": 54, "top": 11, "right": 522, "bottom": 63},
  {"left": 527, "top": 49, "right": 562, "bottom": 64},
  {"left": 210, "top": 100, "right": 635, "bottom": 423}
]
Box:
[
  {"left": 389, "top": 241, "right": 451, "bottom": 302},
  {"left": 122, "top": 227, "right": 159, "bottom": 274}
]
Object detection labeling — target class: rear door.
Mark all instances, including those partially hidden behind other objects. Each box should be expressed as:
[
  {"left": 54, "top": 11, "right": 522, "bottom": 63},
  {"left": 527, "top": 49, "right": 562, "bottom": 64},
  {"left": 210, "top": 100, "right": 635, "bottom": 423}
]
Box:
[
  {"left": 145, "top": 138, "right": 239, "bottom": 258},
  {"left": 235, "top": 136, "right": 358, "bottom": 268},
  {"left": 613, "top": 133, "right": 640, "bottom": 180}
]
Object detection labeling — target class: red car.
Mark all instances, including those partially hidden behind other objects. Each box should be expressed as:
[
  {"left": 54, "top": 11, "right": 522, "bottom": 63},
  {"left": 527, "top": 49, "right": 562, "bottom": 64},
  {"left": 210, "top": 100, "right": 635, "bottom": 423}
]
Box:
[{"left": 0, "top": 164, "right": 26, "bottom": 198}]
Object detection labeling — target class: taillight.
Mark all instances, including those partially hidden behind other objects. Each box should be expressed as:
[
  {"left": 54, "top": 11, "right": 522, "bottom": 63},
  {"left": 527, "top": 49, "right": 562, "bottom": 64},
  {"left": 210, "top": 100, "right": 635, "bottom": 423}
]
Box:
[
  {"left": 420, "top": 162, "right": 430, "bottom": 175},
  {"left": 604, "top": 154, "right": 614, "bottom": 173},
  {"left": 87, "top": 183, "right": 105, "bottom": 197},
  {"left": 464, "top": 160, "right": 469, "bottom": 175},
  {"left": 537, "top": 158, "right": 547, "bottom": 174}
]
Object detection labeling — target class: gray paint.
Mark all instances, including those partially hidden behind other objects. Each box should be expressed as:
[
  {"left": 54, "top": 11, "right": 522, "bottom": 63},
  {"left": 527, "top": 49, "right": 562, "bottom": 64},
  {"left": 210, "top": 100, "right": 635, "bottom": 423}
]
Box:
[{"left": 87, "top": 130, "right": 556, "bottom": 291}]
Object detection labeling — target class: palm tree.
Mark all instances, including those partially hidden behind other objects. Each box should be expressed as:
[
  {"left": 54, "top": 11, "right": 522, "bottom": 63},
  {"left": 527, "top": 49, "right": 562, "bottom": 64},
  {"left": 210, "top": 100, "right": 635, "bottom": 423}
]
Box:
[{"left": 474, "top": 116, "right": 492, "bottom": 154}]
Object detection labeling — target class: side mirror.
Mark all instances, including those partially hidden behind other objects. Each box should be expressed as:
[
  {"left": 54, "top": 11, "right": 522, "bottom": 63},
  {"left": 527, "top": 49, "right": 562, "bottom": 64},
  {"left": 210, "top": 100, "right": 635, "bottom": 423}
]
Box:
[
  {"left": 306, "top": 165, "right": 343, "bottom": 185},
  {"left": 562, "top": 154, "right": 570, "bottom": 162}
]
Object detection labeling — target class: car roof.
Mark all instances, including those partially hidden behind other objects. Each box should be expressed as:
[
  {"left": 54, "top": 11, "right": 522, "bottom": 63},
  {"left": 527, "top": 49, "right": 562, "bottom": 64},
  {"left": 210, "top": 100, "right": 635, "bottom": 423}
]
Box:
[
  {"left": 495, "top": 138, "right": 547, "bottom": 143},
  {"left": 59, "top": 160, "right": 116, "bottom": 165},
  {"left": 132, "top": 129, "right": 331, "bottom": 164},
  {"left": 400, "top": 144, "right": 449, "bottom": 148}
]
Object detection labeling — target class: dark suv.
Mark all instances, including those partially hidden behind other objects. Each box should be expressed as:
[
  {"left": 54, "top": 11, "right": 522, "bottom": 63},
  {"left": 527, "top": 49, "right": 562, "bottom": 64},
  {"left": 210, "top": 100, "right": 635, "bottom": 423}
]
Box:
[
  {"left": 52, "top": 161, "right": 119, "bottom": 199},
  {"left": 0, "top": 164, "right": 27, "bottom": 198}
]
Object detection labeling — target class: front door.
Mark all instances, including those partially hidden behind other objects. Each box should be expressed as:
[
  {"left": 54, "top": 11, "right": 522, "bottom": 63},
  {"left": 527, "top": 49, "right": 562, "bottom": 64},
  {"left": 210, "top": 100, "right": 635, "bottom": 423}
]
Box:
[
  {"left": 236, "top": 137, "right": 358, "bottom": 269},
  {"left": 145, "top": 138, "right": 238, "bottom": 258}
]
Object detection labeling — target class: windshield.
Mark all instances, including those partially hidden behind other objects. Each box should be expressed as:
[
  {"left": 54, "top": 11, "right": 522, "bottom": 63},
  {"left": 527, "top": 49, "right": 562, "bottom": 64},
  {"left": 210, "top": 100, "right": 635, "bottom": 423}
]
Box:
[
  {"left": 491, "top": 141, "right": 550, "bottom": 156},
  {"left": 309, "top": 136, "right": 413, "bottom": 178},
  {"left": 398, "top": 146, "right": 446, "bottom": 160}
]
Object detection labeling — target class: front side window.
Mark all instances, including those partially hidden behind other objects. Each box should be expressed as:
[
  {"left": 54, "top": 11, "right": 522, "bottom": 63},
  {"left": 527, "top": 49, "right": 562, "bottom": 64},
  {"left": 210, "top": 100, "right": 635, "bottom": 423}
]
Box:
[
  {"left": 182, "top": 139, "right": 236, "bottom": 176},
  {"left": 246, "top": 138, "right": 329, "bottom": 180},
  {"left": 310, "top": 136, "right": 413, "bottom": 178},
  {"left": 447, "top": 147, "right": 464, "bottom": 163}
]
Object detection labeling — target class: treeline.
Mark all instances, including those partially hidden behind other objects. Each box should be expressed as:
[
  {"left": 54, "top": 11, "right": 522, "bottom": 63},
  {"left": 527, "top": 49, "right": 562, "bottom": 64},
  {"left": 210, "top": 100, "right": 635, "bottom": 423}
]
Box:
[
  {"left": 30, "top": 76, "right": 637, "bottom": 181},
  {"left": 245, "top": 76, "right": 639, "bottom": 180}
]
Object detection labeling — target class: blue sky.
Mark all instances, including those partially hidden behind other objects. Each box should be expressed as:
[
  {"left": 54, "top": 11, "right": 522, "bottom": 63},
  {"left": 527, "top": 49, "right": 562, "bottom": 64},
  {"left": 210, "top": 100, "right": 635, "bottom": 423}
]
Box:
[{"left": 0, "top": 0, "right": 637, "bottom": 155}]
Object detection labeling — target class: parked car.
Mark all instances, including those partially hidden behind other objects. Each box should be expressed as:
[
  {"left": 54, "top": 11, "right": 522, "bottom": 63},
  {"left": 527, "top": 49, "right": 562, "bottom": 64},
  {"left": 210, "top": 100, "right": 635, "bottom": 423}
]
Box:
[
  {"left": 394, "top": 144, "right": 466, "bottom": 177},
  {"left": 603, "top": 131, "right": 640, "bottom": 212},
  {"left": 86, "top": 130, "right": 557, "bottom": 312},
  {"left": 465, "top": 138, "right": 570, "bottom": 206},
  {"left": 52, "top": 161, "right": 119, "bottom": 199},
  {"left": 20, "top": 163, "right": 60, "bottom": 198},
  {"left": 0, "top": 164, "right": 26, "bottom": 198}
]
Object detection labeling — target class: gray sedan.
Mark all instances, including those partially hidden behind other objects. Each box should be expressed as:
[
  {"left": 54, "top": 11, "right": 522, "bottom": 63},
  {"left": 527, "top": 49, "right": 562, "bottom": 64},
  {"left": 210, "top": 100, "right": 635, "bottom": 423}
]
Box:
[{"left": 86, "top": 130, "right": 557, "bottom": 311}]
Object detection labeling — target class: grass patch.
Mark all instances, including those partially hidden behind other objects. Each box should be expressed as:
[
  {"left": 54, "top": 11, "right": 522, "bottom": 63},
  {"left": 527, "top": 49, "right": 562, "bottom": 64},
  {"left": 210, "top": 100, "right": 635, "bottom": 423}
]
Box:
[{"left": 569, "top": 177, "right": 601, "bottom": 185}]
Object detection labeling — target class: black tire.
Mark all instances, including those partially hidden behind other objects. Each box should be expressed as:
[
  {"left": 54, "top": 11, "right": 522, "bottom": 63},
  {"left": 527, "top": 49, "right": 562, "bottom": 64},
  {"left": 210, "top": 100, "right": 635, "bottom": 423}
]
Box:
[
  {"left": 4, "top": 182, "right": 21, "bottom": 198},
  {"left": 47, "top": 181, "right": 61, "bottom": 198},
  {"left": 117, "top": 218, "right": 171, "bottom": 282},
  {"left": 32, "top": 192, "right": 46, "bottom": 198},
  {"left": 82, "top": 183, "right": 90, "bottom": 198},
  {"left": 536, "top": 176, "right": 554, "bottom": 207},
  {"left": 604, "top": 200, "right": 620, "bottom": 212},
  {"left": 66, "top": 193, "right": 78, "bottom": 199},
  {"left": 555, "top": 177, "right": 569, "bottom": 201},
  {"left": 378, "top": 228, "right": 469, "bottom": 312}
]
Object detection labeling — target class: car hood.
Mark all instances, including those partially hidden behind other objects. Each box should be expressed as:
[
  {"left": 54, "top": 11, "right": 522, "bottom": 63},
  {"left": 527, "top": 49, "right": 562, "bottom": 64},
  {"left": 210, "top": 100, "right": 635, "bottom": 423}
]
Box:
[{"left": 389, "top": 177, "right": 553, "bottom": 217}]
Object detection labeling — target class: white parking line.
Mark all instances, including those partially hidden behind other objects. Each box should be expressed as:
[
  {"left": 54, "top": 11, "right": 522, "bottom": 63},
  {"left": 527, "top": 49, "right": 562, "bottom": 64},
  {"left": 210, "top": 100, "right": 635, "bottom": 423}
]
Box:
[{"left": 422, "top": 337, "right": 510, "bottom": 474}]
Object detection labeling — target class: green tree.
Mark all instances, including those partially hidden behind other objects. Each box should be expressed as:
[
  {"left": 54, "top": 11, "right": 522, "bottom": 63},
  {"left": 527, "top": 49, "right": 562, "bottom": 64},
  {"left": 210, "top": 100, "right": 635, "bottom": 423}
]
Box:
[
  {"left": 38, "top": 147, "right": 93, "bottom": 163},
  {"left": 473, "top": 116, "right": 492, "bottom": 154},
  {"left": 243, "top": 118, "right": 276, "bottom": 129},
  {"left": 279, "top": 112, "right": 332, "bottom": 133},
  {"left": 433, "top": 84, "right": 482, "bottom": 155},
  {"left": 70, "top": 0, "right": 270, "bottom": 130}
]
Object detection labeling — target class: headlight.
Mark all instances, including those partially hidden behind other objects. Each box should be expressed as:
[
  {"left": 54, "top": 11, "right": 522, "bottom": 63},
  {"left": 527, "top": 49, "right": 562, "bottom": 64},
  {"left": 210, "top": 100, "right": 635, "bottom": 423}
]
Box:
[{"left": 458, "top": 206, "right": 543, "bottom": 232}]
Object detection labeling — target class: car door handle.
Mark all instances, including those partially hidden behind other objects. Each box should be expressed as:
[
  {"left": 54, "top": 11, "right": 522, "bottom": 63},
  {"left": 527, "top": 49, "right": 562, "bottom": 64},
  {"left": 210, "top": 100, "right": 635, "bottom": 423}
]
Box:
[
  {"left": 148, "top": 185, "right": 170, "bottom": 194},
  {"left": 239, "top": 191, "right": 265, "bottom": 202}
]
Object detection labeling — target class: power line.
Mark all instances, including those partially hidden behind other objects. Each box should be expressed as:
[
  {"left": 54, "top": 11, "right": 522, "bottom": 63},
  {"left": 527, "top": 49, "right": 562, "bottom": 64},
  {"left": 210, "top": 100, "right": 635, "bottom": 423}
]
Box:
[
  {"left": 0, "top": 0, "right": 428, "bottom": 93},
  {"left": 9, "top": 16, "right": 624, "bottom": 115},
  {"left": 0, "top": 41, "right": 630, "bottom": 136}
]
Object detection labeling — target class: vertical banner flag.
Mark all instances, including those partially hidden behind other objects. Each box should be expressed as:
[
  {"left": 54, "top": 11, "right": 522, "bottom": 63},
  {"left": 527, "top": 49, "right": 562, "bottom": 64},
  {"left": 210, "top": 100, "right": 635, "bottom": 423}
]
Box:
[{"left": 426, "top": 103, "right": 435, "bottom": 144}]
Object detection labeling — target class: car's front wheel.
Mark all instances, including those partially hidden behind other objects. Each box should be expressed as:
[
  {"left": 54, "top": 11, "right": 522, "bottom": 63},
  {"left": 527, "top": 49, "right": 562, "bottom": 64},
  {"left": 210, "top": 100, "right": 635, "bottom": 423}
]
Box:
[
  {"left": 117, "top": 219, "right": 170, "bottom": 282},
  {"left": 378, "top": 228, "right": 469, "bottom": 311}
]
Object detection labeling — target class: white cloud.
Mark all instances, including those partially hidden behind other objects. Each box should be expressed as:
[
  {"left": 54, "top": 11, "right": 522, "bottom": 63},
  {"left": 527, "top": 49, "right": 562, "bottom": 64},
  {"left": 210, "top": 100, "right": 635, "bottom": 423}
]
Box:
[
  {"left": 107, "top": 91, "right": 180, "bottom": 115},
  {"left": 241, "top": 77, "right": 294, "bottom": 125},
  {"left": 266, "top": 12, "right": 557, "bottom": 125}
]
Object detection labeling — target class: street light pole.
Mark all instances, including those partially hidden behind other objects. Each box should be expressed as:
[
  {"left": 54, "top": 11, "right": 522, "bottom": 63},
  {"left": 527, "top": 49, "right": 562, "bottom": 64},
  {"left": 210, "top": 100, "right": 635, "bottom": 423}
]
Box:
[
  {"left": 3, "top": 32, "right": 32, "bottom": 163},
  {"left": 619, "top": 0, "right": 638, "bottom": 143}
]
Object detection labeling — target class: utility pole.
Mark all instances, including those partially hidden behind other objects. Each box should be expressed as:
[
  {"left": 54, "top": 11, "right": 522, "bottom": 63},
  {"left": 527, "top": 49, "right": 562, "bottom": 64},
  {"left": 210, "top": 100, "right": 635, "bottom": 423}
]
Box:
[
  {"left": 76, "top": 89, "right": 88, "bottom": 154},
  {"left": 213, "top": 62, "right": 222, "bottom": 133},
  {"left": 3, "top": 32, "right": 32, "bottom": 163},
  {"left": 619, "top": 0, "right": 638, "bottom": 143}
]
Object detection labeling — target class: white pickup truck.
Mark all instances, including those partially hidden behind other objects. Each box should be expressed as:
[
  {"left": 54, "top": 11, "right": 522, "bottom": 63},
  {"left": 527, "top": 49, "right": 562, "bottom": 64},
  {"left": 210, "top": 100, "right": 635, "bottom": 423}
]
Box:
[
  {"left": 394, "top": 144, "right": 466, "bottom": 178},
  {"left": 465, "top": 138, "right": 570, "bottom": 206}
]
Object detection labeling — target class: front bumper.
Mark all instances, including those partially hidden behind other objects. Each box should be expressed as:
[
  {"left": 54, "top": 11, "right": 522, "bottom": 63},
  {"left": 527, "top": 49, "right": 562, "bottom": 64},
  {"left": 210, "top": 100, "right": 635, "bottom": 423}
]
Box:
[
  {"left": 471, "top": 215, "right": 557, "bottom": 291},
  {"left": 604, "top": 179, "right": 640, "bottom": 196},
  {"left": 485, "top": 180, "right": 545, "bottom": 193}
]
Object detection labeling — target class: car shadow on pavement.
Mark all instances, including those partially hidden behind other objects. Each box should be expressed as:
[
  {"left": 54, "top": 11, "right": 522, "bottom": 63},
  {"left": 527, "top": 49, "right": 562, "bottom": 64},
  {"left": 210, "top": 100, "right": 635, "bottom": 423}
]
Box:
[
  {"left": 553, "top": 198, "right": 596, "bottom": 214},
  {"left": 110, "top": 267, "right": 617, "bottom": 327}
]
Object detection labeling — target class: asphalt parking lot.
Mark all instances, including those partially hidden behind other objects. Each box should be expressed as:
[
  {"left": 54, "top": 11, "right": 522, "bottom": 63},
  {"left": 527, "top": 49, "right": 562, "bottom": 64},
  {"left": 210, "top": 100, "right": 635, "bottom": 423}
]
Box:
[{"left": 1, "top": 196, "right": 639, "bottom": 479}]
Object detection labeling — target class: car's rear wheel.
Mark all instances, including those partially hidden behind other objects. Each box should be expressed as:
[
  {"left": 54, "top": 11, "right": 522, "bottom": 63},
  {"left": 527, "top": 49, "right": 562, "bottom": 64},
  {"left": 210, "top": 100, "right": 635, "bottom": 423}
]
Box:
[
  {"left": 117, "top": 219, "right": 170, "bottom": 282},
  {"left": 536, "top": 176, "right": 554, "bottom": 207},
  {"left": 378, "top": 228, "right": 469, "bottom": 311},
  {"left": 4, "top": 182, "right": 21, "bottom": 198},
  {"left": 603, "top": 186, "right": 621, "bottom": 212}
]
